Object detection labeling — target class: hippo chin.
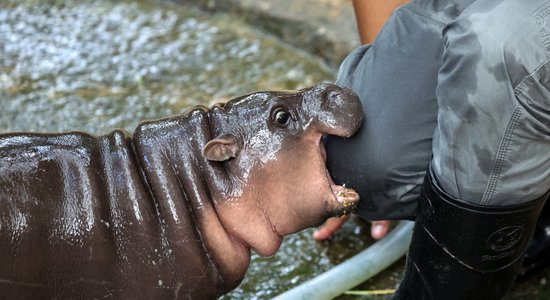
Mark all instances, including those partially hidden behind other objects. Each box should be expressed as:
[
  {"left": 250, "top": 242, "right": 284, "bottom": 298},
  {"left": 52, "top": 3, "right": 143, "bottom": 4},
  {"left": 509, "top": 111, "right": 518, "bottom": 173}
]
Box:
[{"left": 0, "top": 83, "right": 363, "bottom": 299}]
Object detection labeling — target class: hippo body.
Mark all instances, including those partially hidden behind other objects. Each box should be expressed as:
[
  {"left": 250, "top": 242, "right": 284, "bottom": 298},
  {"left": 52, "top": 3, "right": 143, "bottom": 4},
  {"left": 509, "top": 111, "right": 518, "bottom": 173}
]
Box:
[{"left": 0, "top": 84, "right": 362, "bottom": 299}]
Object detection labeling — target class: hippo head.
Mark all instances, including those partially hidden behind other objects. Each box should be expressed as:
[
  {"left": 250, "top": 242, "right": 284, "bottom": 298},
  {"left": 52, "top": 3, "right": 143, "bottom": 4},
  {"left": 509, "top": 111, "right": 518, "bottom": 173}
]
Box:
[{"left": 203, "top": 83, "right": 363, "bottom": 257}]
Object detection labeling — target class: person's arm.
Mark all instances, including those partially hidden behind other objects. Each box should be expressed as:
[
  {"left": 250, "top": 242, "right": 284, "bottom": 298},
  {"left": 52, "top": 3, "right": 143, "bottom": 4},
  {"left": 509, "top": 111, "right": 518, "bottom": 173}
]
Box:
[
  {"left": 352, "top": 0, "right": 409, "bottom": 44},
  {"left": 313, "top": 0, "right": 409, "bottom": 242}
]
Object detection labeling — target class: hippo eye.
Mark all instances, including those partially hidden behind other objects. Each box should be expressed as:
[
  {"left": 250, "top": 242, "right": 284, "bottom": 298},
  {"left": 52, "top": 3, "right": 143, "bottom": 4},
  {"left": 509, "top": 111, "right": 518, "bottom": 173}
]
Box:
[{"left": 272, "top": 107, "right": 292, "bottom": 127}]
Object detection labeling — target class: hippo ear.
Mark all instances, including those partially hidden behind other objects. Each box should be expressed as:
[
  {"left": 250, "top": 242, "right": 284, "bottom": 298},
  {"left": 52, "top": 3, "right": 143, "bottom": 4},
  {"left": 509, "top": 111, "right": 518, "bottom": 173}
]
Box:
[{"left": 202, "top": 134, "right": 240, "bottom": 161}]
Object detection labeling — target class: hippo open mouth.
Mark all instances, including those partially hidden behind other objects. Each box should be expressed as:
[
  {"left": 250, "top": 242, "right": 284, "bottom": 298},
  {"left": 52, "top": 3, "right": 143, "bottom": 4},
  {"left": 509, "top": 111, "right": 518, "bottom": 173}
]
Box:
[{"left": 319, "top": 136, "right": 360, "bottom": 217}]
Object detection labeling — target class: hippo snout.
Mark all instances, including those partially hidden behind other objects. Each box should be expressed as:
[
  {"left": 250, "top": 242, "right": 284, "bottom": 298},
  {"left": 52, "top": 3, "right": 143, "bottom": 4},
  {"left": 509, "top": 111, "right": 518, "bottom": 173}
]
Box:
[{"left": 304, "top": 83, "right": 363, "bottom": 137}]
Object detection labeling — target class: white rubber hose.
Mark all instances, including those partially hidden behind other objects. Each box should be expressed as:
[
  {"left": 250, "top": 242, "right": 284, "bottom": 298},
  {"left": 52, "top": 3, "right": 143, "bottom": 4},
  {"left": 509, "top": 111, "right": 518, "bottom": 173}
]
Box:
[{"left": 271, "top": 221, "right": 414, "bottom": 300}]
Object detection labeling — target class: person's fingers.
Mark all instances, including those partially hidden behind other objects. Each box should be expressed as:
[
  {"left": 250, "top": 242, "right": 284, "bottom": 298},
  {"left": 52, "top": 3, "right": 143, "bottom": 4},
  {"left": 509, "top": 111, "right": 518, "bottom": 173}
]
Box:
[
  {"left": 370, "top": 220, "right": 392, "bottom": 240},
  {"left": 312, "top": 216, "right": 350, "bottom": 241},
  {"left": 313, "top": 217, "right": 393, "bottom": 241}
]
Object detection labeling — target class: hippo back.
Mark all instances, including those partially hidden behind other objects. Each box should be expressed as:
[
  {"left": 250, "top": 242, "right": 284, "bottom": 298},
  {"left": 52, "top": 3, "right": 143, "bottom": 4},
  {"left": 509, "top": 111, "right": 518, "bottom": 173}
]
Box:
[{"left": 0, "top": 109, "right": 223, "bottom": 299}]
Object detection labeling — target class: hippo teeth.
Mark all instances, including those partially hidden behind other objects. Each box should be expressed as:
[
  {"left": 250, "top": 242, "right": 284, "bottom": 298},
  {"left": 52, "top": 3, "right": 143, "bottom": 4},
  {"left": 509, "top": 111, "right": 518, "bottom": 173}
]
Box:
[
  {"left": 332, "top": 183, "right": 359, "bottom": 206},
  {"left": 333, "top": 185, "right": 359, "bottom": 203},
  {"left": 330, "top": 183, "right": 359, "bottom": 217},
  {"left": 325, "top": 167, "right": 359, "bottom": 216}
]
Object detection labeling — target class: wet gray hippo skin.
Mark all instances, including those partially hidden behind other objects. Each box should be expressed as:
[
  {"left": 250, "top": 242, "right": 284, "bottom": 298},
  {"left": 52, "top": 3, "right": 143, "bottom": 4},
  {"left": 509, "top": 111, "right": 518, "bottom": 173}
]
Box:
[{"left": 0, "top": 83, "right": 362, "bottom": 299}]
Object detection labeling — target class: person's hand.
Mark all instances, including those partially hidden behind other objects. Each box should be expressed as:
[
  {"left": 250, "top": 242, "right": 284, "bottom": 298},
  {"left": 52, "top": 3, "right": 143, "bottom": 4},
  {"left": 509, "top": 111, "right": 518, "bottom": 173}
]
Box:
[
  {"left": 369, "top": 220, "right": 392, "bottom": 240},
  {"left": 312, "top": 215, "right": 350, "bottom": 241},
  {"left": 313, "top": 216, "right": 392, "bottom": 241}
]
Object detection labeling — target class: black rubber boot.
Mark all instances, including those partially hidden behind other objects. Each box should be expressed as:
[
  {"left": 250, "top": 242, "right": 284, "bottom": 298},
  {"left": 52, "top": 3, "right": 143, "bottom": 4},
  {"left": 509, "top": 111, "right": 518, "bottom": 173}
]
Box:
[
  {"left": 392, "top": 172, "right": 549, "bottom": 300},
  {"left": 520, "top": 200, "right": 550, "bottom": 277}
]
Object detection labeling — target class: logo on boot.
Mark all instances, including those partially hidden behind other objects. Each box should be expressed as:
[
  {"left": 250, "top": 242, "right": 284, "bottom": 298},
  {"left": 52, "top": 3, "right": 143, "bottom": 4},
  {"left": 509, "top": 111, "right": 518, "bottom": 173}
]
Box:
[{"left": 487, "top": 226, "right": 524, "bottom": 252}]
